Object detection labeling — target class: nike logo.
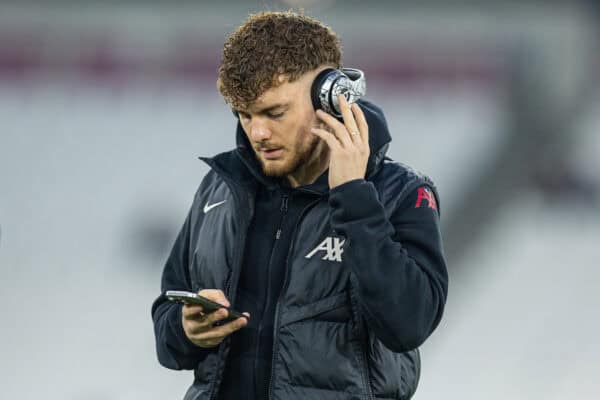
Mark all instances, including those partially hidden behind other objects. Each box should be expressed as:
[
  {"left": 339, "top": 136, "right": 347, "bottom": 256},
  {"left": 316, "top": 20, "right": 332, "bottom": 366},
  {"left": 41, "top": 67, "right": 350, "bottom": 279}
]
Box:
[{"left": 203, "top": 200, "right": 227, "bottom": 214}]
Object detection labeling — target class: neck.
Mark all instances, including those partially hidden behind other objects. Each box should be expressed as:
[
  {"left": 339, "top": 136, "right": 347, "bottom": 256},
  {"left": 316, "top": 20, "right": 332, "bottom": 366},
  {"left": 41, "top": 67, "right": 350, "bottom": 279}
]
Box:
[{"left": 286, "top": 143, "right": 330, "bottom": 188}]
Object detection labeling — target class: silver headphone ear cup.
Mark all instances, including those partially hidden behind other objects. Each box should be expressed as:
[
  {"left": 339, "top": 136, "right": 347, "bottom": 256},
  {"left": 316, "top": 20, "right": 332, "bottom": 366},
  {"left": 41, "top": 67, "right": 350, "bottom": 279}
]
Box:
[
  {"left": 311, "top": 68, "right": 366, "bottom": 118},
  {"left": 310, "top": 68, "right": 339, "bottom": 114},
  {"left": 338, "top": 68, "right": 366, "bottom": 107}
]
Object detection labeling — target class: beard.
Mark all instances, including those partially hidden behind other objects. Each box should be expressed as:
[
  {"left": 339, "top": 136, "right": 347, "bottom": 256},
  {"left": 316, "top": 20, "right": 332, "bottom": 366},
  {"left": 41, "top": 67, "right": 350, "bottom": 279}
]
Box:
[{"left": 256, "top": 133, "right": 321, "bottom": 178}]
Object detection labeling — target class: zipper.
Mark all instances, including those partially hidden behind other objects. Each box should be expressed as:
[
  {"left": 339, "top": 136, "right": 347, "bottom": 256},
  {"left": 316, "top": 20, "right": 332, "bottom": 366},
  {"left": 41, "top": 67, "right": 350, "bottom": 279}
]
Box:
[
  {"left": 223, "top": 190, "right": 254, "bottom": 299},
  {"left": 255, "top": 192, "right": 290, "bottom": 397},
  {"left": 267, "top": 197, "right": 322, "bottom": 400},
  {"left": 349, "top": 280, "right": 375, "bottom": 400},
  {"left": 358, "top": 318, "right": 375, "bottom": 399},
  {"left": 207, "top": 173, "right": 254, "bottom": 400}
]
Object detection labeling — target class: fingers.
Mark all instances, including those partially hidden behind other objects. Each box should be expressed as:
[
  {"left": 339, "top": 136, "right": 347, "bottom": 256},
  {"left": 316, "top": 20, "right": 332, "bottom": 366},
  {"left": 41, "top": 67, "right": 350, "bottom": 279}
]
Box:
[
  {"left": 198, "top": 289, "right": 230, "bottom": 308},
  {"left": 182, "top": 288, "right": 234, "bottom": 333},
  {"left": 196, "top": 317, "right": 248, "bottom": 341},
  {"left": 191, "top": 316, "right": 249, "bottom": 348},
  {"left": 182, "top": 289, "right": 230, "bottom": 317},
  {"left": 182, "top": 303, "right": 205, "bottom": 319},
  {"left": 315, "top": 95, "right": 365, "bottom": 147},
  {"left": 338, "top": 95, "right": 361, "bottom": 143},
  {"left": 184, "top": 306, "right": 229, "bottom": 332},
  {"left": 310, "top": 127, "right": 341, "bottom": 151},
  {"left": 180, "top": 288, "right": 251, "bottom": 348},
  {"left": 315, "top": 109, "right": 352, "bottom": 148},
  {"left": 351, "top": 102, "right": 369, "bottom": 145}
]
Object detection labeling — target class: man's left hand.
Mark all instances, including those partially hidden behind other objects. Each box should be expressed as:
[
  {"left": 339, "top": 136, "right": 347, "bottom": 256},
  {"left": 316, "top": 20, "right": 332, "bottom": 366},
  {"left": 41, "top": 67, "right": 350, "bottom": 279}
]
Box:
[{"left": 311, "top": 95, "right": 370, "bottom": 189}]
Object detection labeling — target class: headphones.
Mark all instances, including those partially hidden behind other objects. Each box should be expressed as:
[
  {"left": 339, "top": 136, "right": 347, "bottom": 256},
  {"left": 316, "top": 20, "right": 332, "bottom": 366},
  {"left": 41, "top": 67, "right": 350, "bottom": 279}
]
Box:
[
  {"left": 311, "top": 67, "right": 367, "bottom": 118},
  {"left": 232, "top": 67, "right": 366, "bottom": 119}
]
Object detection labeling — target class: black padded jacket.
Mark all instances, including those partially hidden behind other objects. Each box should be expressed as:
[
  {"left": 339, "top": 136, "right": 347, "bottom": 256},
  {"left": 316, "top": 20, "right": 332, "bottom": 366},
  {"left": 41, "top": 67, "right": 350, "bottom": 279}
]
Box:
[{"left": 151, "top": 100, "right": 448, "bottom": 400}]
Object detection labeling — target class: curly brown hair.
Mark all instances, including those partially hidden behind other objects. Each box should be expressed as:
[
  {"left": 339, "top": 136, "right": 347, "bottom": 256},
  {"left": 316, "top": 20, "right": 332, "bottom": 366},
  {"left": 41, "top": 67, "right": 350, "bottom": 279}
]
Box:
[{"left": 217, "top": 11, "right": 342, "bottom": 110}]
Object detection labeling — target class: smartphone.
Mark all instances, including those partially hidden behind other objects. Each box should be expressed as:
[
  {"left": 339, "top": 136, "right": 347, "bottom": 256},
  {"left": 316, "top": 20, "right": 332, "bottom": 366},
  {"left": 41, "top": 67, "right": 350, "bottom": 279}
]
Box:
[{"left": 165, "top": 290, "right": 248, "bottom": 323}]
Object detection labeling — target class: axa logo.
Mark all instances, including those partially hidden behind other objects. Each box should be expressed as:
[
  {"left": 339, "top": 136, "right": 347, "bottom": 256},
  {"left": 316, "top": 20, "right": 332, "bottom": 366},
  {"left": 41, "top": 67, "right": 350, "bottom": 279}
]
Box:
[{"left": 305, "top": 236, "right": 346, "bottom": 262}]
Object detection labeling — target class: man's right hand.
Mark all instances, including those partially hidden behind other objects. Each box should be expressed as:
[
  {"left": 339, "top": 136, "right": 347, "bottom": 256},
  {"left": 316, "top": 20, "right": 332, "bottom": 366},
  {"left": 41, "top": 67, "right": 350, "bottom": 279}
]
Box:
[{"left": 181, "top": 289, "right": 249, "bottom": 348}]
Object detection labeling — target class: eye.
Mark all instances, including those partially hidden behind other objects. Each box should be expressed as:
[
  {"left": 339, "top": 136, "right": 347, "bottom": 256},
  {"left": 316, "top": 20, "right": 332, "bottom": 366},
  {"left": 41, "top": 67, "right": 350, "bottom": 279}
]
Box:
[
  {"left": 238, "top": 112, "right": 251, "bottom": 121},
  {"left": 267, "top": 112, "right": 284, "bottom": 120}
]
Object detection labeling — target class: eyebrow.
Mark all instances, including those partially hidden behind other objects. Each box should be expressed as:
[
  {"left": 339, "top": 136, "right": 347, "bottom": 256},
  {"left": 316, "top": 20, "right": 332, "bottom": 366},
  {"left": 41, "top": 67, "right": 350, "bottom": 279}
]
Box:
[{"left": 239, "top": 103, "right": 290, "bottom": 115}]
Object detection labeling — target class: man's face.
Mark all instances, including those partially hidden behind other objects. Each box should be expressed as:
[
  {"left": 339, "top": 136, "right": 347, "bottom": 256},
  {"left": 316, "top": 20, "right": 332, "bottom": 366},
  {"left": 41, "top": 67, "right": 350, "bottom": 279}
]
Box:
[{"left": 236, "top": 69, "right": 327, "bottom": 178}]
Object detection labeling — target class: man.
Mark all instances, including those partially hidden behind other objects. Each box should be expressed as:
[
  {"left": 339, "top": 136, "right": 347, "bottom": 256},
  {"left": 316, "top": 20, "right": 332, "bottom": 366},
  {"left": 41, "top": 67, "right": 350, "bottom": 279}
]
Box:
[{"left": 152, "top": 11, "right": 448, "bottom": 400}]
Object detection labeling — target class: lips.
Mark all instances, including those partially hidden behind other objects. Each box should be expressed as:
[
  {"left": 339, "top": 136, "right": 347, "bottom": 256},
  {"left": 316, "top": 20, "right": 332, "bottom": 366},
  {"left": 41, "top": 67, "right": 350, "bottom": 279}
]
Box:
[{"left": 260, "top": 147, "right": 284, "bottom": 160}]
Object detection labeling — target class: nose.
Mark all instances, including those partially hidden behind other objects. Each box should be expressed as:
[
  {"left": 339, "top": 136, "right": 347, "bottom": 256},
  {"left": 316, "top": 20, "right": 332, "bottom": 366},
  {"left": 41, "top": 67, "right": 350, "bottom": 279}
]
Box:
[{"left": 248, "top": 119, "right": 271, "bottom": 142}]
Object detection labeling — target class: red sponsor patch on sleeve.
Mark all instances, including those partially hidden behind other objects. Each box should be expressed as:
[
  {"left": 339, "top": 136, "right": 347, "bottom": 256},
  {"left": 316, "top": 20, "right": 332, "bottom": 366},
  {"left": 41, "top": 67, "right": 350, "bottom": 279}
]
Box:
[{"left": 415, "top": 187, "right": 437, "bottom": 210}]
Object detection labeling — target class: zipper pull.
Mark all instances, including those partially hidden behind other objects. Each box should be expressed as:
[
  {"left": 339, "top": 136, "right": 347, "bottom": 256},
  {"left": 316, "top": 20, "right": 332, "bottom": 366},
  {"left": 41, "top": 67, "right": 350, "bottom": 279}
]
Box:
[
  {"left": 280, "top": 195, "right": 289, "bottom": 212},
  {"left": 275, "top": 194, "right": 289, "bottom": 240}
]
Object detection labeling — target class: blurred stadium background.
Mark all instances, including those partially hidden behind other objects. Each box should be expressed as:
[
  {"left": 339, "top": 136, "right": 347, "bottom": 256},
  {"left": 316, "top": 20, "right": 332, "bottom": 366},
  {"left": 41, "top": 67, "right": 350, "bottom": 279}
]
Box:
[{"left": 0, "top": 0, "right": 599, "bottom": 399}]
